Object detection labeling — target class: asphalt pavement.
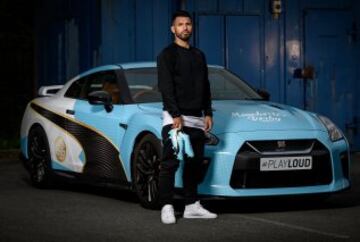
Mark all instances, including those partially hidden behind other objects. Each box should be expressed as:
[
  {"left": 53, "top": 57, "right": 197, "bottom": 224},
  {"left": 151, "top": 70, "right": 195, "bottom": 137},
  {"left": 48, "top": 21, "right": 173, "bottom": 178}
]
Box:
[{"left": 0, "top": 153, "right": 359, "bottom": 242}]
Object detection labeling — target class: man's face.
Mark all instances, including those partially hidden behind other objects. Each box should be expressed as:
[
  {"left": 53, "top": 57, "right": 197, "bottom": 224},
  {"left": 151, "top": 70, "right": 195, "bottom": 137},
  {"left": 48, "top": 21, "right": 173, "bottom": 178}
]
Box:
[{"left": 171, "top": 16, "right": 193, "bottom": 41}]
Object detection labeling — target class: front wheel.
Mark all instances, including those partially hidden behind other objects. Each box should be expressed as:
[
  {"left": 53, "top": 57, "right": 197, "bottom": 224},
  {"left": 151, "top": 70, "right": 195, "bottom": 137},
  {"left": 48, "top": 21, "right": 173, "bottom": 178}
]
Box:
[
  {"left": 28, "top": 126, "right": 53, "bottom": 188},
  {"left": 132, "top": 134, "right": 161, "bottom": 209}
]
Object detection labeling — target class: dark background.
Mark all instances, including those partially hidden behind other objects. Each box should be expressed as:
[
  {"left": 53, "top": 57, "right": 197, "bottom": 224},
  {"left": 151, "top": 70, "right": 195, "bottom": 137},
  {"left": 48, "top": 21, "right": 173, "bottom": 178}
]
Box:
[
  {"left": 1, "top": 0, "right": 360, "bottom": 150},
  {"left": 0, "top": 0, "right": 35, "bottom": 149}
]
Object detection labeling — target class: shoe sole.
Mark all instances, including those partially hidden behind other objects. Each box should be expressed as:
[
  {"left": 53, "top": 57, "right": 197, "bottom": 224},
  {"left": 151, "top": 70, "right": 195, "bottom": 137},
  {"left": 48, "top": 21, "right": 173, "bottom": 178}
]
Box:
[
  {"left": 183, "top": 215, "right": 217, "bottom": 219},
  {"left": 162, "top": 220, "right": 176, "bottom": 224}
]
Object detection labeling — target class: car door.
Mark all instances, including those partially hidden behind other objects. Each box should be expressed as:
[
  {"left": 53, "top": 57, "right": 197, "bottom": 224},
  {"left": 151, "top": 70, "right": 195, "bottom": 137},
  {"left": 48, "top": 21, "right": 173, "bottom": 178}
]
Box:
[{"left": 69, "top": 70, "right": 129, "bottom": 183}]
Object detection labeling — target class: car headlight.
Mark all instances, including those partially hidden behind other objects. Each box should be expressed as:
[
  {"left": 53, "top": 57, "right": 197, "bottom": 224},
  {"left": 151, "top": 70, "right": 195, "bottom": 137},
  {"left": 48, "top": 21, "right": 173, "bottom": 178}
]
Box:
[
  {"left": 318, "top": 115, "right": 343, "bottom": 141},
  {"left": 205, "top": 132, "right": 219, "bottom": 145}
]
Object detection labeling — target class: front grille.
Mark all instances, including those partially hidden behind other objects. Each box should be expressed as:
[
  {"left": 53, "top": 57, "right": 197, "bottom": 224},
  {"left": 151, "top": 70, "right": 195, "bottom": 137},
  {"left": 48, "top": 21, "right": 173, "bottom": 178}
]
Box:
[
  {"left": 230, "top": 140, "right": 332, "bottom": 189},
  {"left": 244, "top": 139, "right": 314, "bottom": 155}
]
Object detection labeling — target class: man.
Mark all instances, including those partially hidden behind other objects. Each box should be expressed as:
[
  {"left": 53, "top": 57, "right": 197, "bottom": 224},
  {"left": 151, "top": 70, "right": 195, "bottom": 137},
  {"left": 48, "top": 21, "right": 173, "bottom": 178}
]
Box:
[{"left": 157, "top": 10, "right": 217, "bottom": 224}]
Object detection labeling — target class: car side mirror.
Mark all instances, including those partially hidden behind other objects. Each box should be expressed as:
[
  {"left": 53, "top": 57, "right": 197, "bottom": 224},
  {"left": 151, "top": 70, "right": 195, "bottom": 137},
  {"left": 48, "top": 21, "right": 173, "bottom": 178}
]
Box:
[
  {"left": 88, "top": 90, "right": 113, "bottom": 112},
  {"left": 256, "top": 89, "right": 270, "bottom": 101}
]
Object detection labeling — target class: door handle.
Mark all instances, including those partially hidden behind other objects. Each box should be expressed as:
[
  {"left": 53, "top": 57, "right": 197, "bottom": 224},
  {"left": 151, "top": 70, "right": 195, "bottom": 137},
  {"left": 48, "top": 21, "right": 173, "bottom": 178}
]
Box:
[
  {"left": 66, "top": 109, "right": 75, "bottom": 115},
  {"left": 119, "top": 123, "right": 128, "bottom": 130}
]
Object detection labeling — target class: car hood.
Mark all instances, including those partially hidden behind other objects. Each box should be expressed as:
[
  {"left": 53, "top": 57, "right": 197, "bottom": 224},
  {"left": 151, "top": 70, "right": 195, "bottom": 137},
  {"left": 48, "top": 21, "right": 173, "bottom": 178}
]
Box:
[{"left": 137, "top": 100, "right": 325, "bottom": 133}]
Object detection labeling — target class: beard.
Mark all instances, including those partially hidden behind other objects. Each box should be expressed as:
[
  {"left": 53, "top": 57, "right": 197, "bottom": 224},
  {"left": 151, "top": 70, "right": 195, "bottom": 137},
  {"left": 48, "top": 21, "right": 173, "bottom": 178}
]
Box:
[{"left": 175, "top": 31, "right": 192, "bottom": 41}]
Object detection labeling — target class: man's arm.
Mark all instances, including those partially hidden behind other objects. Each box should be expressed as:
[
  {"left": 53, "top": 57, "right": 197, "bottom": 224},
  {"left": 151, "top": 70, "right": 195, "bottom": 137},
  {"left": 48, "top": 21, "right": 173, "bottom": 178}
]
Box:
[
  {"left": 157, "top": 51, "right": 181, "bottom": 118},
  {"left": 202, "top": 53, "right": 213, "bottom": 117}
]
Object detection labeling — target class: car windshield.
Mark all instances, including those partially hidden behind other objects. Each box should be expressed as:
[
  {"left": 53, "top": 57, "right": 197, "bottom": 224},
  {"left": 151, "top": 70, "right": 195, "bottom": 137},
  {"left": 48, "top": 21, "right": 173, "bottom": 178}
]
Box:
[{"left": 123, "top": 67, "right": 262, "bottom": 103}]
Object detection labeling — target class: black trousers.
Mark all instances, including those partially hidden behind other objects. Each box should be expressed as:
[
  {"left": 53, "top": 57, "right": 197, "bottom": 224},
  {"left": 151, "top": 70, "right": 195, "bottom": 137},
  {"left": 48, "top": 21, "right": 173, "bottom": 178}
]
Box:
[{"left": 159, "top": 124, "right": 205, "bottom": 206}]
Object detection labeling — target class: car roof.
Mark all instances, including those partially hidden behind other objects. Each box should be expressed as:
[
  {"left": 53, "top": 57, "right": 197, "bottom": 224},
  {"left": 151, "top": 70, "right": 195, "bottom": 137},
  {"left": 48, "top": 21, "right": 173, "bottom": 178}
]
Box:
[
  {"left": 57, "top": 62, "right": 226, "bottom": 97},
  {"left": 119, "top": 62, "right": 157, "bottom": 69},
  {"left": 118, "top": 61, "right": 225, "bottom": 70},
  {"left": 75, "top": 61, "right": 225, "bottom": 81},
  {"left": 76, "top": 65, "right": 121, "bottom": 80}
]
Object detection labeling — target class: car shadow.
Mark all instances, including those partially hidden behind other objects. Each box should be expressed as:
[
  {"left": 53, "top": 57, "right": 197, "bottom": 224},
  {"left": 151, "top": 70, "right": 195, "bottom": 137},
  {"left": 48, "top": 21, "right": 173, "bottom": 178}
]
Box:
[
  {"left": 19, "top": 153, "right": 360, "bottom": 214},
  {"left": 197, "top": 191, "right": 358, "bottom": 215},
  {"left": 58, "top": 182, "right": 139, "bottom": 204},
  {"left": 21, "top": 173, "right": 139, "bottom": 204}
]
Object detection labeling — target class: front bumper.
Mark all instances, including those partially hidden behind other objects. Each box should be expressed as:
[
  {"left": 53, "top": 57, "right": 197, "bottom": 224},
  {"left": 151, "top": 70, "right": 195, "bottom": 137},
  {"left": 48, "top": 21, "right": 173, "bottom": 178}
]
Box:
[{"left": 196, "top": 130, "right": 351, "bottom": 197}]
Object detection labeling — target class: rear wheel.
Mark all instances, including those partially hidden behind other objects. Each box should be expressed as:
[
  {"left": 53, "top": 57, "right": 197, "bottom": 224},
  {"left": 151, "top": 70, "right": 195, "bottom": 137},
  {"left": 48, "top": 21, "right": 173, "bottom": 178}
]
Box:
[
  {"left": 28, "top": 126, "right": 53, "bottom": 188},
  {"left": 132, "top": 134, "right": 161, "bottom": 209}
]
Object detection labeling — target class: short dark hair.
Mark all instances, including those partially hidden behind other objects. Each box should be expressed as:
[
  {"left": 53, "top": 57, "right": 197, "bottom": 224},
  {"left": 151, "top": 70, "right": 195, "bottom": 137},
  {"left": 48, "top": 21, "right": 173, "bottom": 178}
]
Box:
[{"left": 171, "top": 10, "right": 192, "bottom": 24}]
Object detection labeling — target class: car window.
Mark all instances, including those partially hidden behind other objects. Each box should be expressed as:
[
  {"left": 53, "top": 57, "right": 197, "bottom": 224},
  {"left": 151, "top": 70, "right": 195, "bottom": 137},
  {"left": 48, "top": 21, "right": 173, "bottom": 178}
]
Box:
[
  {"left": 124, "top": 68, "right": 162, "bottom": 103},
  {"left": 84, "top": 73, "right": 104, "bottom": 97},
  {"left": 209, "top": 69, "right": 261, "bottom": 100},
  {"left": 101, "top": 72, "right": 121, "bottom": 104},
  {"left": 82, "top": 71, "right": 121, "bottom": 104},
  {"left": 64, "top": 71, "right": 122, "bottom": 104},
  {"left": 64, "top": 77, "right": 87, "bottom": 99}
]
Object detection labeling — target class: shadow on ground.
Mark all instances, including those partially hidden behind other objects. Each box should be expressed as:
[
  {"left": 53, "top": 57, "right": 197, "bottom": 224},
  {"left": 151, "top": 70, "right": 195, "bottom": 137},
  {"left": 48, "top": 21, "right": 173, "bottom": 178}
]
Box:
[{"left": 18, "top": 152, "right": 360, "bottom": 214}]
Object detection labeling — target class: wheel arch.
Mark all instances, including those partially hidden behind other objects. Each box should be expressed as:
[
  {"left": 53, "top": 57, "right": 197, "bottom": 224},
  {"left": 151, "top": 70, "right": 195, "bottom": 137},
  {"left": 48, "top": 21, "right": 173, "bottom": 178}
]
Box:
[
  {"left": 26, "top": 122, "right": 54, "bottom": 188},
  {"left": 119, "top": 112, "right": 162, "bottom": 182},
  {"left": 29, "top": 122, "right": 45, "bottom": 132},
  {"left": 28, "top": 123, "right": 51, "bottom": 154},
  {"left": 130, "top": 131, "right": 160, "bottom": 180},
  {"left": 130, "top": 131, "right": 162, "bottom": 209},
  {"left": 23, "top": 122, "right": 46, "bottom": 159}
]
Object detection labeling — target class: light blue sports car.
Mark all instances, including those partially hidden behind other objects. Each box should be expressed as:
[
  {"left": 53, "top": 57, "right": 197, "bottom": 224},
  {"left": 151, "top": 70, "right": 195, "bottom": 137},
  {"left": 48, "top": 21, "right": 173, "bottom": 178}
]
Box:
[{"left": 20, "top": 62, "right": 351, "bottom": 208}]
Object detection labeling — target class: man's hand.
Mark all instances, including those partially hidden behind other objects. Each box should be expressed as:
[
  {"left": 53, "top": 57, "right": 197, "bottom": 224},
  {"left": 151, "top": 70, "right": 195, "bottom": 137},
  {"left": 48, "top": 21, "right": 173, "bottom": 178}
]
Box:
[
  {"left": 204, "top": 116, "right": 213, "bottom": 132},
  {"left": 172, "top": 116, "right": 183, "bottom": 129}
]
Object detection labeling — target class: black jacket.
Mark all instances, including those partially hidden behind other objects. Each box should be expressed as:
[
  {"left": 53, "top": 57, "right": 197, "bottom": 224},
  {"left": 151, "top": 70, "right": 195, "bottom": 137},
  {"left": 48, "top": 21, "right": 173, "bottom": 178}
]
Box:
[{"left": 157, "top": 43, "right": 212, "bottom": 118}]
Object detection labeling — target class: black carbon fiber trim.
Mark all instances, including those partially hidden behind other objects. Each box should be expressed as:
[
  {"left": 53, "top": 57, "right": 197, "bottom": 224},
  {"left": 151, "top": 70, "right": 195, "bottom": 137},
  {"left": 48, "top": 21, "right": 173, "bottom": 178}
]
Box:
[{"left": 30, "top": 102, "right": 128, "bottom": 183}]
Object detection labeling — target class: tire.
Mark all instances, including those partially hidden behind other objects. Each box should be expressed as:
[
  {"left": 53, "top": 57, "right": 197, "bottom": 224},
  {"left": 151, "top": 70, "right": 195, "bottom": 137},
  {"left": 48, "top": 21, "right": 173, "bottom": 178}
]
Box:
[
  {"left": 28, "top": 126, "right": 53, "bottom": 188},
  {"left": 132, "top": 134, "right": 161, "bottom": 209}
]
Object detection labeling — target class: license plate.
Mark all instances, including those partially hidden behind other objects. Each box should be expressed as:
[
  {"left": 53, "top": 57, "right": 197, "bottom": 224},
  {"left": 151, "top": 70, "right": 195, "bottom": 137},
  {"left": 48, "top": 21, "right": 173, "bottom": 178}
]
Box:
[{"left": 260, "top": 156, "right": 312, "bottom": 171}]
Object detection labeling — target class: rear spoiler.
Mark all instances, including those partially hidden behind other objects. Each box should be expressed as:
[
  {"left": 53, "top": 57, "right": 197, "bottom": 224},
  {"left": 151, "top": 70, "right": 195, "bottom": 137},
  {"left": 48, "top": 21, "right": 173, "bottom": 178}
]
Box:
[{"left": 38, "top": 85, "right": 63, "bottom": 97}]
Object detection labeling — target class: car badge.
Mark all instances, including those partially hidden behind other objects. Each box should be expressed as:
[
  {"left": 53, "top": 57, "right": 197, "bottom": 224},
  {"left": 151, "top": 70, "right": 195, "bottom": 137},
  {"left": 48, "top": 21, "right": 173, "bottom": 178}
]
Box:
[{"left": 55, "top": 136, "right": 67, "bottom": 162}]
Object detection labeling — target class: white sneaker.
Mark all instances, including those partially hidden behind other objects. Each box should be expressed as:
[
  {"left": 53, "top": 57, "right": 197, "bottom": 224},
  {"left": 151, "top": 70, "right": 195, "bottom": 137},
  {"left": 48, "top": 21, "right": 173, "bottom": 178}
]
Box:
[
  {"left": 183, "top": 201, "right": 217, "bottom": 219},
  {"left": 161, "top": 204, "right": 176, "bottom": 224}
]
